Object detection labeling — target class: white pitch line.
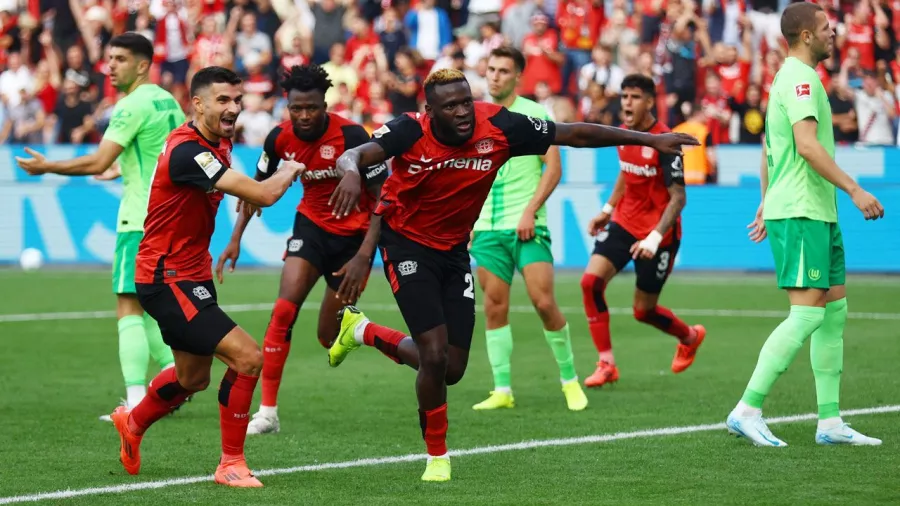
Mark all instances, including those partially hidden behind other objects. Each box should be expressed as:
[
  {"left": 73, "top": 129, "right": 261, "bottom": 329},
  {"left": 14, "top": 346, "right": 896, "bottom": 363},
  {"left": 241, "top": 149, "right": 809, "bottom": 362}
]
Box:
[
  {"left": 2, "top": 302, "right": 899, "bottom": 324},
  {"left": 1, "top": 404, "right": 897, "bottom": 505}
]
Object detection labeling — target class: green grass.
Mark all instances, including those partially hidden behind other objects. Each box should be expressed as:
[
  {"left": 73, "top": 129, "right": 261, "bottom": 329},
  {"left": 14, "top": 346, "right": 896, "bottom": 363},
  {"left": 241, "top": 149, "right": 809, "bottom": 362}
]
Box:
[{"left": 0, "top": 269, "right": 898, "bottom": 505}]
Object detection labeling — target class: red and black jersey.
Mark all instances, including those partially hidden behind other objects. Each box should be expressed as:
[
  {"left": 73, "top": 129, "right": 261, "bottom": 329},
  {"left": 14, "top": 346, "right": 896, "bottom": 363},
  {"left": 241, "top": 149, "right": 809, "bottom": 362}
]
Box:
[
  {"left": 371, "top": 102, "right": 556, "bottom": 251},
  {"left": 256, "top": 114, "right": 388, "bottom": 236},
  {"left": 613, "top": 120, "right": 684, "bottom": 245},
  {"left": 136, "top": 122, "right": 232, "bottom": 284}
]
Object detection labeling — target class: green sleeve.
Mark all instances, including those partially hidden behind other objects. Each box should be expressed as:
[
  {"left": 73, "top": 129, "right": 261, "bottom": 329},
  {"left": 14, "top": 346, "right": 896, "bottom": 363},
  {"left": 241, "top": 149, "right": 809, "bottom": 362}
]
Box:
[
  {"left": 103, "top": 101, "right": 145, "bottom": 148},
  {"left": 784, "top": 71, "right": 821, "bottom": 126}
]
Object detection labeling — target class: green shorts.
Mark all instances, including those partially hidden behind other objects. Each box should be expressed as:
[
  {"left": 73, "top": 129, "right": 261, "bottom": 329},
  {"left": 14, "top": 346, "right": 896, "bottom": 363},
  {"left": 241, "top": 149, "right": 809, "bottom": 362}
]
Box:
[
  {"left": 112, "top": 231, "right": 142, "bottom": 295},
  {"left": 766, "top": 218, "right": 845, "bottom": 290},
  {"left": 470, "top": 227, "right": 554, "bottom": 285}
]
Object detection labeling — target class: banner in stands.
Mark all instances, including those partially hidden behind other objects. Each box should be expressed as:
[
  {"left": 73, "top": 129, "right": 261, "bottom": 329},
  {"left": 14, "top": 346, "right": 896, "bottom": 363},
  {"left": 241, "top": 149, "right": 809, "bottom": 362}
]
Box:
[{"left": 1, "top": 145, "right": 897, "bottom": 272}]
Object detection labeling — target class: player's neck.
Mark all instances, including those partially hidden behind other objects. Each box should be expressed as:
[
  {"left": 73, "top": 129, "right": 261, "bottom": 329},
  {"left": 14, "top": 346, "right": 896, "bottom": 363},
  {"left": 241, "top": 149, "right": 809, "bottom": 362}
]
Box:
[
  {"left": 123, "top": 75, "right": 150, "bottom": 95},
  {"left": 494, "top": 92, "right": 517, "bottom": 109},
  {"left": 634, "top": 115, "right": 656, "bottom": 132},
  {"left": 787, "top": 49, "right": 817, "bottom": 69},
  {"left": 192, "top": 120, "right": 221, "bottom": 145}
]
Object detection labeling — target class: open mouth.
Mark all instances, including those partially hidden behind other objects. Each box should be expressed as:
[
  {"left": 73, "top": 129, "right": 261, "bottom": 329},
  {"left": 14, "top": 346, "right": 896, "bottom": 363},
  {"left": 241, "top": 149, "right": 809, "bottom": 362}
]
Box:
[
  {"left": 623, "top": 111, "right": 634, "bottom": 123},
  {"left": 456, "top": 121, "right": 472, "bottom": 132},
  {"left": 221, "top": 118, "right": 236, "bottom": 130}
]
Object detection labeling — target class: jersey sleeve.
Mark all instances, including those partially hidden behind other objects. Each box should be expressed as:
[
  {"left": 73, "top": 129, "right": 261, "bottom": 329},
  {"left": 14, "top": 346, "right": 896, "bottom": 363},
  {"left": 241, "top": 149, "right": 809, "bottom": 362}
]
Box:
[
  {"left": 255, "top": 126, "right": 282, "bottom": 180},
  {"left": 659, "top": 152, "right": 685, "bottom": 187},
  {"left": 784, "top": 73, "right": 822, "bottom": 126},
  {"left": 488, "top": 107, "right": 557, "bottom": 157},
  {"left": 169, "top": 141, "right": 229, "bottom": 191},
  {"left": 342, "top": 124, "right": 389, "bottom": 186},
  {"left": 370, "top": 114, "right": 423, "bottom": 159},
  {"left": 103, "top": 100, "right": 145, "bottom": 149}
]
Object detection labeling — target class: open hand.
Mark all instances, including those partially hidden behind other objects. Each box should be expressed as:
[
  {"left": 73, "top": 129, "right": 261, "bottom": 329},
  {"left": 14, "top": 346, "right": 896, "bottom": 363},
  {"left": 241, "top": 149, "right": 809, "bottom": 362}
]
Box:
[
  {"left": 649, "top": 132, "right": 701, "bottom": 156},
  {"left": 333, "top": 253, "right": 370, "bottom": 304},
  {"left": 215, "top": 241, "right": 241, "bottom": 284},
  {"left": 587, "top": 212, "right": 611, "bottom": 236},
  {"left": 747, "top": 203, "right": 767, "bottom": 242},
  {"left": 236, "top": 199, "right": 262, "bottom": 218},
  {"left": 15, "top": 147, "right": 51, "bottom": 175},
  {"left": 329, "top": 171, "right": 362, "bottom": 219}
]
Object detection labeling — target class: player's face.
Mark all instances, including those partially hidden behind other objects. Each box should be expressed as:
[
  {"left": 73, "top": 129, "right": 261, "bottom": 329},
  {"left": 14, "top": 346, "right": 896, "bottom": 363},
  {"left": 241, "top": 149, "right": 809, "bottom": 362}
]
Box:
[
  {"left": 287, "top": 89, "right": 327, "bottom": 141},
  {"left": 620, "top": 87, "right": 653, "bottom": 129},
  {"left": 195, "top": 83, "right": 243, "bottom": 139},
  {"left": 426, "top": 81, "right": 476, "bottom": 143},
  {"left": 486, "top": 56, "right": 519, "bottom": 102},
  {"left": 108, "top": 47, "right": 146, "bottom": 91},
  {"left": 808, "top": 11, "right": 834, "bottom": 62}
]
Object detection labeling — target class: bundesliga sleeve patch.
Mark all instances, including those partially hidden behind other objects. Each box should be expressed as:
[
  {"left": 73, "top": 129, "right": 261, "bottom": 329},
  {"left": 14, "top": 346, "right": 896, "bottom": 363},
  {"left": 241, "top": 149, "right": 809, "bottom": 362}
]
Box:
[
  {"left": 373, "top": 124, "right": 390, "bottom": 138},
  {"left": 194, "top": 151, "right": 223, "bottom": 179},
  {"left": 795, "top": 83, "right": 811, "bottom": 100},
  {"left": 257, "top": 152, "right": 269, "bottom": 173}
]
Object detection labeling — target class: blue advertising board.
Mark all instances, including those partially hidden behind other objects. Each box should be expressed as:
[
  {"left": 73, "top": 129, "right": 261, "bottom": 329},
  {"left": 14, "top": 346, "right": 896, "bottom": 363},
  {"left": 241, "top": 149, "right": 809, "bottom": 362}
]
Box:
[{"left": 1, "top": 144, "right": 897, "bottom": 271}]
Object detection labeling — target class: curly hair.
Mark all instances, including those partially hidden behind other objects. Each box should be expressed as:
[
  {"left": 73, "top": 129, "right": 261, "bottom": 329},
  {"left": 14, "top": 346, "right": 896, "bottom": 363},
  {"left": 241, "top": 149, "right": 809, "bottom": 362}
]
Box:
[{"left": 280, "top": 64, "right": 333, "bottom": 95}]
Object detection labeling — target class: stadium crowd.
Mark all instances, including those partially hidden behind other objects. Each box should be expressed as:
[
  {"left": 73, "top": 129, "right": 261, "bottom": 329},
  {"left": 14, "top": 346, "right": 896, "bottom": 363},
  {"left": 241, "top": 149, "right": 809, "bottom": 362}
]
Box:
[{"left": 2, "top": 0, "right": 900, "bottom": 179}]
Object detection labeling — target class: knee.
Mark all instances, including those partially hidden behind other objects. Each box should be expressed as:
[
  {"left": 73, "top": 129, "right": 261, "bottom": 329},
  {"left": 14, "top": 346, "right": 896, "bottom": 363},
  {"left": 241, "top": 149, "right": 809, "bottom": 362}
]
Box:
[
  {"left": 178, "top": 371, "right": 211, "bottom": 392},
  {"left": 483, "top": 296, "right": 509, "bottom": 326},
  {"left": 580, "top": 273, "right": 605, "bottom": 296},
  {"left": 418, "top": 343, "right": 449, "bottom": 373},
  {"left": 445, "top": 361, "right": 468, "bottom": 386},
  {"left": 233, "top": 345, "right": 264, "bottom": 376},
  {"left": 531, "top": 295, "right": 558, "bottom": 320},
  {"left": 633, "top": 305, "right": 654, "bottom": 323}
]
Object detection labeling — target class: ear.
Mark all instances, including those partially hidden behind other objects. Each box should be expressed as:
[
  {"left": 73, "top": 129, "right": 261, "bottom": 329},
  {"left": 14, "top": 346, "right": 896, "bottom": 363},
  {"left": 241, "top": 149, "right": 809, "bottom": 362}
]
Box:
[
  {"left": 192, "top": 95, "right": 203, "bottom": 114},
  {"left": 424, "top": 103, "right": 433, "bottom": 119},
  {"left": 137, "top": 58, "right": 151, "bottom": 76}
]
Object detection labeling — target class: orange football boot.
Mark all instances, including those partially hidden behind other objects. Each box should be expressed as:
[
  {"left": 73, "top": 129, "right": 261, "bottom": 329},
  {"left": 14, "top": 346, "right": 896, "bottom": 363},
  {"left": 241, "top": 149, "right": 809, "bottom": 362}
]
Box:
[
  {"left": 672, "top": 324, "right": 706, "bottom": 373},
  {"left": 215, "top": 458, "right": 264, "bottom": 488},
  {"left": 110, "top": 406, "right": 142, "bottom": 475},
  {"left": 584, "top": 361, "right": 619, "bottom": 388}
]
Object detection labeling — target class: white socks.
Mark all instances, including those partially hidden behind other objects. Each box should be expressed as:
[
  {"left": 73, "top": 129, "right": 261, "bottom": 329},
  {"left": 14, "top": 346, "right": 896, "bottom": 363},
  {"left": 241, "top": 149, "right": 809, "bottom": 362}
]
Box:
[
  {"left": 126, "top": 385, "right": 146, "bottom": 409},
  {"left": 353, "top": 318, "right": 370, "bottom": 345},
  {"left": 259, "top": 405, "right": 278, "bottom": 418}
]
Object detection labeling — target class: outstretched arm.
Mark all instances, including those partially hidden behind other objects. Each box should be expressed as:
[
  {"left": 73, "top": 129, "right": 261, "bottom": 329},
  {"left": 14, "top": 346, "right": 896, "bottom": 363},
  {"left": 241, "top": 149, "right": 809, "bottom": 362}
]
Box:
[
  {"left": 553, "top": 122, "right": 700, "bottom": 154},
  {"left": 16, "top": 139, "right": 124, "bottom": 176}
]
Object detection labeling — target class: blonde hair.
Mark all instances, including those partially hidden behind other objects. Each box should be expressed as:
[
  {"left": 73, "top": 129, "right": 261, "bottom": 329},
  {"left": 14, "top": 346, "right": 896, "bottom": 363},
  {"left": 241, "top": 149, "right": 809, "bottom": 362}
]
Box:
[{"left": 423, "top": 68, "right": 468, "bottom": 101}]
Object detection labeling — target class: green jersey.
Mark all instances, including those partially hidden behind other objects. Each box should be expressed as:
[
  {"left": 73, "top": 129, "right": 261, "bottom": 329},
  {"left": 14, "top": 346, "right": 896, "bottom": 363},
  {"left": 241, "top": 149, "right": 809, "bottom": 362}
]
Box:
[
  {"left": 763, "top": 57, "right": 837, "bottom": 223},
  {"left": 103, "top": 84, "right": 185, "bottom": 232},
  {"left": 474, "top": 96, "right": 551, "bottom": 231}
]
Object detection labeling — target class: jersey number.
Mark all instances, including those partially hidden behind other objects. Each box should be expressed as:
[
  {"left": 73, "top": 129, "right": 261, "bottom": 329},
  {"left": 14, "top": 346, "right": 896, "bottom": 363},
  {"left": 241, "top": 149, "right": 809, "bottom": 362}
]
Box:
[
  {"left": 656, "top": 251, "right": 670, "bottom": 276},
  {"left": 463, "top": 273, "right": 475, "bottom": 299}
]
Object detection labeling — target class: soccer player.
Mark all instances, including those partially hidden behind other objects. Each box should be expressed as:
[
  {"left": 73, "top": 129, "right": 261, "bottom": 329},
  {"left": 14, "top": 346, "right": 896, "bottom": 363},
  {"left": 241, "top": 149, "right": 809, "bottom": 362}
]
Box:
[
  {"left": 16, "top": 33, "right": 184, "bottom": 419},
  {"left": 215, "top": 64, "right": 388, "bottom": 435},
  {"left": 580, "top": 74, "right": 706, "bottom": 388},
  {"left": 470, "top": 47, "right": 587, "bottom": 412},
  {"left": 325, "top": 68, "right": 699, "bottom": 482},
  {"left": 726, "top": 2, "right": 884, "bottom": 447},
  {"left": 108, "top": 67, "right": 306, "bottom": 487}
]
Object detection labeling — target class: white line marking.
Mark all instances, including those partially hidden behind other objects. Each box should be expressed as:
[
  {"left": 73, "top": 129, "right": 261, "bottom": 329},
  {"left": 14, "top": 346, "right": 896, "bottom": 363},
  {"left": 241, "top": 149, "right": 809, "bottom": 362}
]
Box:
[
  {"left": 2, "top": 302, "right": 899, "bottom": 324},
  {"left": 1, "top": 404, "right": 896, "bottom": 504}
]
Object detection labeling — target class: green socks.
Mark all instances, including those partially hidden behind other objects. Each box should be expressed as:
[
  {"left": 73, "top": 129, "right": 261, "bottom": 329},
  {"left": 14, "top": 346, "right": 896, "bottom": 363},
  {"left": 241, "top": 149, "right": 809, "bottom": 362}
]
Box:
[
  {"left": 143, "top": 313, "right": 175, "bottom": 369},
  {"left": 544, "top": 323, "right": 578, "bottom": 383},
  {"left": 485, "top": 325, "right": 513, "bottom": 389},
  {"left": 118, "top": 315, "right": 150, "bottom": 387},
  {"left": 811, "top": 298, "right": 846, "bottom": 420},
  {"left": 742, "top": 305, "right": 826, "bottom": 408}
]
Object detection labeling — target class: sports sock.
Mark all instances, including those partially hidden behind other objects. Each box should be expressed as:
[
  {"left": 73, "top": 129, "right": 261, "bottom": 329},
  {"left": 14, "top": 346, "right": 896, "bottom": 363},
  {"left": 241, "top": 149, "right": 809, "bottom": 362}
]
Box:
[
  {"left": 811, "top": 298, "right": 846, "bottom": 420},
  {"left": 485, "top": 325, "right": 513, "bottom": 389},
  {"left": 128, "top": 367, "right": 194, "bottom": 435},
  {"left": 260, "top": 298, "right": 299, "bottom": 408},
  {"left": 358, "top": 319, "right": 407, "bottom": 364},
  {"left": 118, "top": 315, "right": 149, "bottom": 393},
  {"left": 633, "top": 305, "right": 693, "bottom": 341},
  {"left": 741, "top": 305, "right": 826, "bottom": 409},
  {"left": 543, "top": 323, "right": 577, "bottom": 382},
  {"left": 419, "top": 403, "right": 448, "bottom": 457},
  {"left": 219, "top": 368, "right": 260, "bottom": 460},
  {"left": 581, "top": 274, "right": 612, "bottom": 355},
  {"left": 143, "top": 313, "right": 174, "bottom": 369}
]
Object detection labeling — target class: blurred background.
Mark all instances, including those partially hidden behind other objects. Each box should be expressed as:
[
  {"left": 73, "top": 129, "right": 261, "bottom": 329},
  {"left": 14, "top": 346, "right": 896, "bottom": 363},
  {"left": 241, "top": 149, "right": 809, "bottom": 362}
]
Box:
[{"left": 0, "top": 0, "right": 897, "bottom": 272}]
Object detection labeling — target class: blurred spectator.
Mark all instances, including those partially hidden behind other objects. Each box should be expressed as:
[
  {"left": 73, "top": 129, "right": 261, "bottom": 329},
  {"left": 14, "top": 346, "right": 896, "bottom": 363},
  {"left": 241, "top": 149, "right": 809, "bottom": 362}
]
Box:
[
  {"left": 852, "top": 72, "right": 896, "bottom": 145},
  {"left": 556, "top": 0, "right": 602, "bottom": 94},
  {"left": 405, "top": 0, "right": 452, "bottom": 64},
  {"left": 386, "top": 48, "right": 421, "bottom": 114},
  {"left": 501, "top": 0, "right": 538, "bottom": 48},
  {"left": 311, "top": 0, "right": 346, "bottom": 64},
  {"left": 729, "top": 81, "right": 764, "bottom": 144},
  {"left": 0, "top": 50, "right": 33, "bottom": 107},
  {"left": 236, "top": 93, "right": 275, "bottom": 146},
  {"left": 53, "top": 76, "right": 95, "bottom": 144},
  {"left": 153, "top": 0, "right": 191, "bottom": 87},
  {"left": 8, "top": 88, "right": 46, "bottom": 144},
  {"left": 578, "top": 44, "right": 624, "bottom": 97},
  {"left": 520, "top": 12, "right": 563, "bottom": 96},
  {"left": 232, "top": 10, "right": 273, "bottom": 74},
  {"left": 322, "top": 42, "right": 358, "bottom": 107},
  {"left": 830, "top": 80, "right": 859, "bottom": 144},
  {"left": 377, "top": 8, "right": 408, "bottom": 71},
  {"left": 700, "top": 73, "right": 732, "bottom": 144},
  {"left": 673, "top": 103, "right": 717, "bottom": 184}
]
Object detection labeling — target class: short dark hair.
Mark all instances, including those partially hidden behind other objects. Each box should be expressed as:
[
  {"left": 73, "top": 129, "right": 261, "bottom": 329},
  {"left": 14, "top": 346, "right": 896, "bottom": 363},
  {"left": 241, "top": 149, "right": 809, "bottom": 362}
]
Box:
[
  {"left": 109, "top": 32, "right": 154, "bottom": 61},
  {"left": 620, "top": 73, "right": 656, "bottom": 97},
  {"left": 423, "top": 68, "right": 469, "bottom": 102},
  {"left": 280, "top": 64, "right": 333, "bottom": 95},
  {"left": 489, "top": 45, "right": 526, "bottom": 72},
  {"left": 781, "top": 2, "right": 824, "bottom": 47},
  {"left": 190, "top": 66, "right": 242, "bottom": 97}
]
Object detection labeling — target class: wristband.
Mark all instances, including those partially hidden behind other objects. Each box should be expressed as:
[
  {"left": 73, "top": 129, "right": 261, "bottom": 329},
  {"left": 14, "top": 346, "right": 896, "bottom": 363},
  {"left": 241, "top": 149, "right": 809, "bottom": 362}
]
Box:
[
  {"left": 641, "top": 230, "right": 664, "bottom": 253},
  {"left": 602, "top": 203, "right": 614, "bottom": 214}
]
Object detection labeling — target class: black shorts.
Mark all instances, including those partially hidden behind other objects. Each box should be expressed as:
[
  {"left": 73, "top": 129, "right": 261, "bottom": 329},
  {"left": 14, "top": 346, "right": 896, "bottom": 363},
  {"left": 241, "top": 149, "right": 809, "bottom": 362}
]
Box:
[
  {"left": 284, "top": 213, "right": 374, "bottom": 291},
  {"left": 379, "top": 223, "right": 475, "bottom": 349},
  {"left": 136, "top": 280, "right": 237, "bottom": 356},
  {"left": 592, "top": 221, "right": 679, "bottom": 294}
]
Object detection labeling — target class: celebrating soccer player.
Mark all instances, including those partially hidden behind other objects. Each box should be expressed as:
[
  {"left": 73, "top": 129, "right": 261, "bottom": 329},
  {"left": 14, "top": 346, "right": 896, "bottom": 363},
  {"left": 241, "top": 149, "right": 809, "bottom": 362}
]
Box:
[
  {"left": 108, "top": 67, "right": 306, "bottom": 487},
  {"left": 215, "top": 64, "right": 388, "bottom": 435},
  {"left": 580, "top": 74, "right": 706, "bottom": 388},
  {"left": 726, "top": 2, "right": 884, "bottom": 447},
  {"left": 470, "top": 47, "right": 587, "bottom": 412},
  {"left": 324, "top": 68, "right": 699, "bottom": 482},
  {"left": 16, "top": 33, "right": 184, "bottom": 420}
]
